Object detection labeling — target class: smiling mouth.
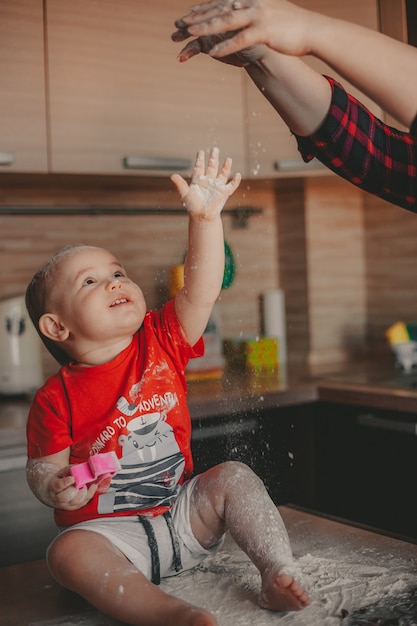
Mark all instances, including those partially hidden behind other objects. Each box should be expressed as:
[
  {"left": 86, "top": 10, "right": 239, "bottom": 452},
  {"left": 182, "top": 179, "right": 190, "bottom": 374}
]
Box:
[{"left": 110, "top": 298, "right": 128, "bottom": 307}]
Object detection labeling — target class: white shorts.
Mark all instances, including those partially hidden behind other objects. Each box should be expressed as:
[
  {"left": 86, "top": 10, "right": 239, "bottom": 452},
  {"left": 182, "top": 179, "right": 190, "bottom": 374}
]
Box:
[{"left": 50, "top": 475, "right": 224, "bottom": 582}]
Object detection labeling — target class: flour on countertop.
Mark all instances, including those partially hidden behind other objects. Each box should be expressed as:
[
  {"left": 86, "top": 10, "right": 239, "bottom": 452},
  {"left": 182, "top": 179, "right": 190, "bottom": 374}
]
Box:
[{"left": 30, "top": 531, "right": 417, "bottom": 626}]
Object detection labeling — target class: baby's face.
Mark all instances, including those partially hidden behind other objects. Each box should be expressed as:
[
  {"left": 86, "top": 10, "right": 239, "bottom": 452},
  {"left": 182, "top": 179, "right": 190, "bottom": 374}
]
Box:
[{"left": 50, "top": 247, "right": 146, "bottom": 355}]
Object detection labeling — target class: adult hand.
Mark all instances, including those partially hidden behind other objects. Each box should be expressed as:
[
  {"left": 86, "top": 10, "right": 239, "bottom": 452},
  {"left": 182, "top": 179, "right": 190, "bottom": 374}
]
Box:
[
  {"left": 172, "top": 0, "right": 313, "bottom": 60},
  {"left": 172, "top": 27, "right": 266, "bottom": 66}
]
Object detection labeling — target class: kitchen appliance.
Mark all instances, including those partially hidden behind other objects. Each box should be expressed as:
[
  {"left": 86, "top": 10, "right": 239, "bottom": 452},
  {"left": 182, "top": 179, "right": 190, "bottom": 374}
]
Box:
[{"left": 0, "top": 295, "right": 43, "bottom": 395}]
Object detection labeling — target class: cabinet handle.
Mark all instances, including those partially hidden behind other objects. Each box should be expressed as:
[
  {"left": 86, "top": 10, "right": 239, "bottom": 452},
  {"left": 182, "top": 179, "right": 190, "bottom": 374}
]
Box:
[
  {"left": 357, "top": 412, "right": 417, "bottom": 435},
  {"left": 191, "top": 417, "right": 259, "bottom": 441},
  {"left": 274, "top": 158, "right": 326, "bottom": 172},
  {"left": 0, "top": 152, "right": 14, "bottom": 166},
  {"left": 123, "top": 156, "right": 191, "bottom": 171}
]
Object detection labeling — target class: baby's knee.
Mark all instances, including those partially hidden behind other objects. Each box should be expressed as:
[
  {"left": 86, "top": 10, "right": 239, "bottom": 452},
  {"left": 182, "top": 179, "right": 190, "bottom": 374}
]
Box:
[
  {"left": 47, "top": 532, "right": 71, "bottom": 581},
  {"left": 214, "top": 460, "right": 262, "bottom": 486},
  {"left": 217, "top": 459, "right": 250, "bottom": 473},
  {"left": 47, "top": 530, "right": 88, "bottom": 583}
]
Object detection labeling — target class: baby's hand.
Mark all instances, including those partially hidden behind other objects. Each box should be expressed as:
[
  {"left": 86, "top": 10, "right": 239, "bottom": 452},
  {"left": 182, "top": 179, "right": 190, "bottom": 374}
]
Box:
[
  {"left": 48, "top": 465, "right": 98, "bottom": 510},
  {"left": 171, "top": 147, "right": 241, "bottom": 220}
]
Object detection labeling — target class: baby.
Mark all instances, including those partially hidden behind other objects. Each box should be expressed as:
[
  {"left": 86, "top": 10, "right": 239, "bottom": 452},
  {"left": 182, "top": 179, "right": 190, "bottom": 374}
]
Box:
[{"left": 25, "top": 148, "right": 309, "bottom": 626}]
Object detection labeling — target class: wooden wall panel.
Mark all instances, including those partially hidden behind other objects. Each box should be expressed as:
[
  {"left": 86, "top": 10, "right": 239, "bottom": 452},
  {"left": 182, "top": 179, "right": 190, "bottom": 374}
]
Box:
[
  {"left": 1, "top": 173, "right": 416, "bottom": 376},
  {"left": 0, "top": 176, "right": 278, "bottom": 376},
  {"left": 364, "top": 193, "right": 417, "bottom": 345},
  {"left": 304, "top": 177, "right": 368, "bottom": 366}
]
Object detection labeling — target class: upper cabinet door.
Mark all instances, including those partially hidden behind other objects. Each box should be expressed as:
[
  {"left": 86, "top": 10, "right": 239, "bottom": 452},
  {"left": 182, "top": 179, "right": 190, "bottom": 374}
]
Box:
[
  {"left": 46, "top": 0, "right": 246, "bottom": 176},
  {"left": 244, "top": 0, "right": 382, "bottom": 179},
  {"left": 378, "top": 0, "right": 408, "bottom": 131},
  {"left": 0, "top": 0, "right": 48, "bottom": 173}
]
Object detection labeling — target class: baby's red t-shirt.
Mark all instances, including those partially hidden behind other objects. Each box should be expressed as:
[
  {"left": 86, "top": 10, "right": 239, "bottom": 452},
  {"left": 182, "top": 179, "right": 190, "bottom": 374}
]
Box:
[{"left": 27, "top": 300, "right": 204, "bottom": 527}]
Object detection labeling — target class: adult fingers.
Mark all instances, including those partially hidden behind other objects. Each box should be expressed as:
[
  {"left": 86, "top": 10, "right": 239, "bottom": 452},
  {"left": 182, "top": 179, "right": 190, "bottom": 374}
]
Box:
[{"left": 177, "top": 0, "right": 248, "bottom": 26}]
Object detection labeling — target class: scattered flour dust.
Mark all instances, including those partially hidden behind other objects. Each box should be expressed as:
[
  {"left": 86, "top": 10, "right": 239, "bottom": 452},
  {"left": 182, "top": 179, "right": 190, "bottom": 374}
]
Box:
[
  {"left": 159, "top": 534, "right": 417, "bottom": 626},
  {"left": 30, "top": 529, "right": 417, "bottom": 626}
]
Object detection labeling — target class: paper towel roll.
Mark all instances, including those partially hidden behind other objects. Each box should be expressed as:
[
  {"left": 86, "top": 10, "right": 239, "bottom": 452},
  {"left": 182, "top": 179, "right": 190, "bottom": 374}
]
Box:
[{"left": 263, "top": 289, "right": 287, "bottom": 364}]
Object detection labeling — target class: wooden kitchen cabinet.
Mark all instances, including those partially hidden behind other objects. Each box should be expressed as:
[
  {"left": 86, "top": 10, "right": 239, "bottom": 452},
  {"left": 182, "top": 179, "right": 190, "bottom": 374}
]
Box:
[
  {"left": 378, "top": 0, "right": 409, "bottom": 131},
  {"left": 46, "top": 0, "right": 246, "bottom": 176},
  {"left": 244, "top": 0, "right": 383, "bottom": 179},
  {"left": 0, "top": 465, "right": 57, "bottom": 567},
  {"left": 2, "top": 0, "right": 408, "bottom": 179},
  {"left": 192, "top": 404, "right": 316, "bottom": 507},
  {"left": 0, "top": 0, "right": 48, "bottom": 173},
  {"left": 313, "top": 401, "right": 417, "bottom": 540}
]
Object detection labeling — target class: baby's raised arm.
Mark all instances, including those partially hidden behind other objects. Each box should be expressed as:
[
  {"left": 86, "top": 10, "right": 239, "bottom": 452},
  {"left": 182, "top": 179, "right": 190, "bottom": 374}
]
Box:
[{"left": 170, "top": 147, "right": 240, "bottom": 346}]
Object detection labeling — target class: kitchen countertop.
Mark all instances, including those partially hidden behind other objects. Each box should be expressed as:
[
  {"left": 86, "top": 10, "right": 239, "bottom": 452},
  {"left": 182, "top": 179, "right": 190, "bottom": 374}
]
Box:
[
  {"left": 315, "top": 363, "right": 417, "bottom": 413},
  {"left": 2, "top": 505, "right": 417, "bottom": 626},
  {"left": 0, "top": 366, "right": 318, "bottom": 466},
  {"left": 186, "top": 366, "right": 318, "bottom": 418},
  {"left": 2, "top": 359, "right": 417, "bottom": 467},
  {"left": 189, "top": 360, "right": 417, "bottom": 416}
]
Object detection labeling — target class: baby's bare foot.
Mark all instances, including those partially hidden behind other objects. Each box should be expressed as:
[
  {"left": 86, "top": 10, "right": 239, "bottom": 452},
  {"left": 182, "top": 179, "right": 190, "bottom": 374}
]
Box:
[{"left": 259, "top": 570, "right": 310, "bottom": 612}]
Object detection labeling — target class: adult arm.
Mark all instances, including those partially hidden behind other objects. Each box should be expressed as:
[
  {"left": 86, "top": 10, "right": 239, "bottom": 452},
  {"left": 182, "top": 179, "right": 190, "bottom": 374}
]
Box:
[
  {"left": 175, "top": 0, "right": 417, "bottom": 128},
  {"left": 246, "top": 56, "right": 417, "bottom": 212},
  {"left": 173, "top": 1, "right": 417, "bottom": 210}
]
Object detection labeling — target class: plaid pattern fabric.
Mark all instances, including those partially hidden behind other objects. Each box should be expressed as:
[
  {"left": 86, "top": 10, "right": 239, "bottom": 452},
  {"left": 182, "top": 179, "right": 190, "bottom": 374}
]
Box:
[{"left": 296, "top": 77, "right": 417, "bottom": 213}]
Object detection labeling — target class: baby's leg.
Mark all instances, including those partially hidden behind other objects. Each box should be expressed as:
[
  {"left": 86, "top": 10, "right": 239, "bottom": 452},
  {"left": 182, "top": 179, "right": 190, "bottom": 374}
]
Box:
[
  {"left": 47, "top": 529, "right": 217, "bottom": 626},
  {"left": 189, "top": 461, "right": 310, "bottom": 612}
]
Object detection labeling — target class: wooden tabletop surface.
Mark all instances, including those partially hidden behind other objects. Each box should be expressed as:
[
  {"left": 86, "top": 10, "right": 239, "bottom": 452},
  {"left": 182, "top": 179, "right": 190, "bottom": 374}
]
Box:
[{"left": 2, "top": 506, "right": 417, "bottom": 626}]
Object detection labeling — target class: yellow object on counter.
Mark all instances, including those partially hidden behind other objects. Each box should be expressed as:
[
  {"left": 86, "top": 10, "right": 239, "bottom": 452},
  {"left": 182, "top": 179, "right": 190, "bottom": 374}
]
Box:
[
  {"left": 224, "top": 337, "right": 279, "bottom": 372},
  {"left": 169, "top": 264, "right": 184, "bottom": 297},
  {"left": 385, "top": 321, "right": 410, "bottom": 345}
]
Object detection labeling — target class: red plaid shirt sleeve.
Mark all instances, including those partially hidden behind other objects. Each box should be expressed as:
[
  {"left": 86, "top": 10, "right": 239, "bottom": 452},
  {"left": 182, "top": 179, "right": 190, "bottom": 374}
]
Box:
[{"left": 296, "top": 77, "right": 417, "bottom": 212}]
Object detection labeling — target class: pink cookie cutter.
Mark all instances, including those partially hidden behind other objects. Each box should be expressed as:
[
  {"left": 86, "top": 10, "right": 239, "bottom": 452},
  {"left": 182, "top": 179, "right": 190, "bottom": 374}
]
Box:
[{"left": 71, "top": 451, "right": 121, "bottom": 492}]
